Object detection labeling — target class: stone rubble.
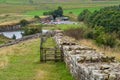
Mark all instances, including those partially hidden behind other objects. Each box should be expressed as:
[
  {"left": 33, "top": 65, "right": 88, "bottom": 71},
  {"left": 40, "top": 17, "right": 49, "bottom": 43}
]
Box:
[{"left": 53, "top": 31, "right": 120, "bottom": 80}]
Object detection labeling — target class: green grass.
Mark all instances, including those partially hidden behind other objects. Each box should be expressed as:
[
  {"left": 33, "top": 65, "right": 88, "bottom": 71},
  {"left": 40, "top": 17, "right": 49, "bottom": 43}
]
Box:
[
  {"left": 64, "top": 7, "right": 101, "bottom": 15},
  {"left": 0, "top": 0, "right": 119, "bottom": 4},
  {"left": 43, "top": 22, "right": 86, "bottom": 30},
  {"left": 0, "top": 14, "right": 33, "bottom": 25},
  {"left": 0, "top": 38, "right": 73, "bottom": 80},
  {"left": 24, "top": 7, "right": 101, "bottom": 16},
  {"left": 0, "top": 1, "right": 119, "bottom": 14},
  {"left": 0, "top": 34, "right": 11, "bottom": 44},
  {"left": 0, "top": 1, "right": 119, "bottom": 25},
  {"left": 27, "top": 22, "right": 86, "bottom": 30},
  {"left": 25, "top": 9, "right": 49, "bottom": 16},
  {"left": 58, "top": 22, "right": 86, "bottom": 30},
  {"left": 42, "top": 37, "right": 56, "bottom": 48}
]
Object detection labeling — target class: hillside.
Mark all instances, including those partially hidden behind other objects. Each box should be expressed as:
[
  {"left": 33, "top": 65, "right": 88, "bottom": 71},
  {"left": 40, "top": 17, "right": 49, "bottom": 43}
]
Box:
[
  {"left": 0, "top": 0, "right": 119, "bottom": 4},
  {"left": 0, "top": 0, "right": 119, "bottom": 15},
  {"left": 0, "top": 34, "right": 11, "bottom": 44},
  {"left": 0, "top": 0, "right": 119, "bottom": 25}
]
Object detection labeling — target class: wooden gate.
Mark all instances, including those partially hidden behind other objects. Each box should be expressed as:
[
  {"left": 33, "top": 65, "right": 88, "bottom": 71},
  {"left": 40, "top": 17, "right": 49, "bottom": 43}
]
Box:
[{"left": 40, "top": 32, "right": 63, "bottom": 62}]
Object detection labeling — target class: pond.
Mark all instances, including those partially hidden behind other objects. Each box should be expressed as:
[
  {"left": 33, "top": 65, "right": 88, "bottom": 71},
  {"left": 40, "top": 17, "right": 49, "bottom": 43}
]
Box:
[{"left": 0, "top": 30, "right": 48, "bottom": 39}]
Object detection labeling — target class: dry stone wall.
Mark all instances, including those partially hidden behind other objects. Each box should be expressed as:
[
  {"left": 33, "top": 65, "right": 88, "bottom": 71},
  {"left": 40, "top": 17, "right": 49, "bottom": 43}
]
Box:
[
  {"left": 53, "top": 31, "right": 120, "bottom": 80},
  {"left": 0, "top": 24, "right": 20, "bottom": 31},
  {"left": 0, "top": 19, "right": 38, "bottom": 32}
]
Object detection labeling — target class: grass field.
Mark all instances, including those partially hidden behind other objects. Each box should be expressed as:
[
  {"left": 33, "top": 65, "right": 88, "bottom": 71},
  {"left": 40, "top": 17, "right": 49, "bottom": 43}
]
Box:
[
  {"left": 0, "top": 38, "right": 73, "bottom": 80},
  {"left": 0, "top": 14, "right": 33, "bottom": 25},
  {"left": 58, "top": 22, "right": 86, "bottom": 30},
  {"left": 24, "top": 1, "right": 119, "bottom": 16},
  {"left": 0, "top": 0, "right": 119, "bottom": 4},
  {"left": 28, "top": 22, "right": 85, "bottom": 30},
  {"left": 0, "top": 0, "right": 119, "bottom": 25},
  {"left": 0, "top": 34, "right": 10, "bottom": 44},
  {"left": 0, "top": 0, "right": 119, "bottom": 79},
  {"left": 0, "top": 1, "right": 119, "bottom": 14},
  {"left": 25, "top": 7, "right": 101, "bottom": 16}
]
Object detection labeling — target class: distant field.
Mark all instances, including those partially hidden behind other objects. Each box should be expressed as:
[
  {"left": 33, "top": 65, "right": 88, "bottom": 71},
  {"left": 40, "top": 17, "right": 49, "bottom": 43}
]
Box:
[
  {"left": 0, "top": 1, "right": 119, "bottom": 14},
  {"left": 25, "top": 10, "right": 48, "bottom": 16},
  {"left": 0, "top": 0, "right": 119, "bottom": 25},
  {"left": 0, "top": 0, "right": 119, "bottom": 4},
  {"left": 25, "top": 7, "right": 101, "bottom": 16},
  {"left": 30, "top": 22, "right": 85, "bottom": 30},
  {"left": 58, "top": 22, "right": 86, "bottom": 30},
  {"left": 64, "top": 7, "right": 101, "bottom": 15},
  {"left": 0, "top": 14, "right": 33, "bottom": 25}
]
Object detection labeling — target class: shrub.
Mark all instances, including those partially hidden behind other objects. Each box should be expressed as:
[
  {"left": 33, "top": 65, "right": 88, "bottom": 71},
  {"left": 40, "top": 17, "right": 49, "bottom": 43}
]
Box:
[
  {"left": 88, "top": 5, "right": 120, "bottom": 33},
  {"left": 34, "top": 15, "right": 40, "bottom": 19},
  {"left": 117, "top": 31, "right": 120, "bottom": 39},
  {"left": 43, "top": 6, "right": 63, "bottom": 19},
  {"left": 19, "top": 19, "right": 29, "bottom": 27},
  {"left": 85, "top": 26, "right": 105, "bottom": 39},
  {"left": 69, "top": 12, "right": 73, "bottom": 14},
  {"left": 94, "top": 32, "right": 117, "bottom": 48},
  {"left": 85, "top": 26, "right": 117, "bottom": 48},
  {"left": 64, "top": 27, "right": 85, "bottom": 40},
  {"left": 12, "top": 34, "right": 16, "bottom": 39},
  {"left": 77, "top": 9, "right": 91, "bottom": 22},
  {"left": 78, "top": 5, "right": 120, "bottom": 33},
  {"left": 104, "top": 34, "right": 117, "bottom": 48},
  {"left": 22, "top": 27, "right": 42, "bottom": 36},
  {"left": 85, "top": 29, "right": 94, "bottom": 39}
]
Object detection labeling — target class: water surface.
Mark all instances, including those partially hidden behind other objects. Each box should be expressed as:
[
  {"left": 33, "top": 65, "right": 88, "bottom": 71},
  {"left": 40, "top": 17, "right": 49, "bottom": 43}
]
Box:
[{"left": 0, "top": 30, "right": 48, "bottom": 39}]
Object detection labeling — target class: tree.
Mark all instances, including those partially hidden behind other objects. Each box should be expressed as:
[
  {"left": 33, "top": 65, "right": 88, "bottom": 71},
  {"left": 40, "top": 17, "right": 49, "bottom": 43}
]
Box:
[
  {"left": 88, "top": 5, "right": 120, "bottom": 32},
  {"left": 22, "top": 27, "right": 42, "bottom": 36},
  {"left": 51, "top": 6, "right": 63, "bottom": 19},
  {"left": 51, "top": 10, "right": 58, "bottom": 19},
  {"left": 34, "top": 15, "right": 41, "bottom": 21},
  {"left": 43, "top": 6, "right": 64, "bottom": 19},
  {"left": 57, "top": 6, "right": 63, "bottom": 17},
  {"left": 78, "top": 5, "right": 120, "bottom": 33},
  {"left": 12, "top": 34, "right": 16, "bottom": 39},
  {"left": 19, "top": 19, "right": 29, "bottom": 27},
  {"left": 77, "top": 9, "right": 91, "bottom": 22}
]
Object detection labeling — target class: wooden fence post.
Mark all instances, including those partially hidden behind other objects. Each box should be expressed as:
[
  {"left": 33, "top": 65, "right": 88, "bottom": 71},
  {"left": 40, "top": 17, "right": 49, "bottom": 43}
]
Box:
[
  {"left": 60, "top": 45, "right": 64, "bottom": 61},
  {"left": 40, "top": 34, "right": 43, "bottom": 62},
  {"left": 54, "top": 47, "right": 57, "bottom": 62}
]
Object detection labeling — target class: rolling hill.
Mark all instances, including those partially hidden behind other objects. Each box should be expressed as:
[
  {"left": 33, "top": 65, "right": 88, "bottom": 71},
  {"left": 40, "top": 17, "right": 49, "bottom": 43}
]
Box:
[
  {"left": 0, "top": 0, "right": 119, "bottom": 4},
  {"left": 0, "top": 0, "right": 119, "bottom": 24}
]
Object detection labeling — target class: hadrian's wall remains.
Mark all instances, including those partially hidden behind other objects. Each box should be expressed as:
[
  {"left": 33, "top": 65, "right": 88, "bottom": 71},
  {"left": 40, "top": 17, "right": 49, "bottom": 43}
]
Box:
[{"left": 53, "top": 31, "right": 120, "bottom": 80}]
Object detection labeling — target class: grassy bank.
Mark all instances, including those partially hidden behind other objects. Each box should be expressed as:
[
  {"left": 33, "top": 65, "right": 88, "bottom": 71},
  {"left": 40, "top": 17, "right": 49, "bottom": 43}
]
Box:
[
  {"left": 0, "top": 14, "right": 33, "bottom": 25},
  {"left": 78, "top": 39, "right": 120, "bottom": 61},
  {"left": 28, "top": 22, "right": 85, "bottom": 30},
  {"left": 0, "top": 38, "right": 73, "bottom": 80},
  {"left": 0, "top": 34, "right": 10, "bottom": 44},
  {"left": 62, "top": 22, "right": 120, "bottom": 62}
]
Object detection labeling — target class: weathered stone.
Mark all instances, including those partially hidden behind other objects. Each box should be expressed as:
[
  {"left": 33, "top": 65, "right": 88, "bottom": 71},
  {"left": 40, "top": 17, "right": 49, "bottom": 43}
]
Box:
[{"left": 53, "top": 31, "right": 120, "bottom": 80}]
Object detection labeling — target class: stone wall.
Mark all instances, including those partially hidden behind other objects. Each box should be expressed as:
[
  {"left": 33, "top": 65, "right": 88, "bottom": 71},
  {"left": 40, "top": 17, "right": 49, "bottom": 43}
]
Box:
[
  {"left": 53, "top": 31, "right": 120, "bottom": 80},
  {"left": 0, "top": 24, "right": 20, "bottom": 32},
  {"left": 0, "top": 33, "right": 41, "bottom": 48},
  {"left": 0, "top": 19, "right": 38, "bottom": 32}
]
